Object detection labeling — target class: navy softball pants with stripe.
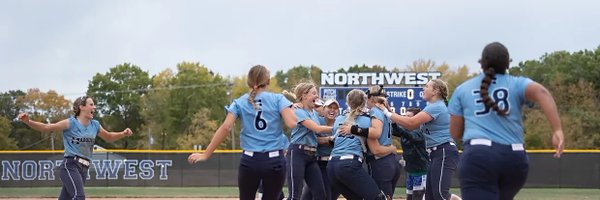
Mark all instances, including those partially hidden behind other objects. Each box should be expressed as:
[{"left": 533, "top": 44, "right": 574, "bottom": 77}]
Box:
[
  {"left": 59, "top": 157, "right": 88, "bottom": 200},
  {"left": 301, "top": 159, "right": 341, "bottom": 200},
  {"left": 425, "top": 142, "right": 459, "bottom": 200},
  {"left": 459, "top": 141, "right": 528, "bottom": 200},
  {"left": 286, "top": 144, "right": 326, "bottom": 200}
]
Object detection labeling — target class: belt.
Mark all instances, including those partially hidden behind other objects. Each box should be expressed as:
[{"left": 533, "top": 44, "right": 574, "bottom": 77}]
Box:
[
  {"left": 295, "top": 144, "right": 317, "bottom": 152},
  {"left": 318, "top": 156, "right": 330, "bottom": 161},
  {"left": 67, "top": 156, "right": 90, "bottom": 167},
  {"left": 243, "top": 150, "right": 282, "bottom": 158},
  {"left": 469, "top": 139, "right": 524, "bottom": 151},
  {"left": 331, "top": 154, "right": 363, "bottom": 163},
  {"left": 426, "top": 141, "right": 456, "bottom": 153}
]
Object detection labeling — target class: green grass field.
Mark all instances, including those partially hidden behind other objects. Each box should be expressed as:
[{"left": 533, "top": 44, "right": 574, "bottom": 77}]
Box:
[{"left": 0, "top": 187, "right": 598, "bottom": 199}]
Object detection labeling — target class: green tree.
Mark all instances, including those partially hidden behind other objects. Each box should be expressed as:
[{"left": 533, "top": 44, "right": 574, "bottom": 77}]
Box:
[
  {"left": 285, "top": 65, "right": 312, "bottom": 90},
  {"left": 345, "top": 64, "right": 388, "bottom": 73},
  {"left": 165, "top": 62, "right": 229, "bottom": 149},
  {"left": 176, "top": 109, "right": 222, "bottom": 150},
  {"left": 0, "top": 90, "right": 26, "bottom": 119},
  {"left": 0, "top": 117, "right": 18, "bottom": 150},
  {"left": 13, "top": 88, "right": 71, "bottom": 150},
  {"left": 511, "top": 46, "right": 600, "bottom": 149},
  {"left": 87, "top": 63, "right": 151, "bottom": 149},
  {"left": 138, "top": 69, "right": 174, "bottom": 149}
]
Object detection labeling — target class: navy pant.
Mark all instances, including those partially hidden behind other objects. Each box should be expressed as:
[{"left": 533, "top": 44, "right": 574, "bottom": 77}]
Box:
[
  {"left": 301, "top": 159, "right": 341, "bottom": 200},
  {"left": 59, "top": 157, "right": 88, "bottom": 200},
  {"left": 425, "top": 142, "right": 459, "bottom": 200},
  {"left": 327, "top": 155, "right": 384, "bottom": 200},
  {"left": 287, "top": 144, "right": 326, "bottom": 200},
  {"left": 258, "top": 180, "right": 285, "bottom": 200},
  {"left": 238, "top": 150, "right": 286, "bottom": 200},
  {"left": 459, "top": 142, "right": 529, "bottom": 200},
  {"left": 367, "top": 153, "right": 401, "bottom": 198}
]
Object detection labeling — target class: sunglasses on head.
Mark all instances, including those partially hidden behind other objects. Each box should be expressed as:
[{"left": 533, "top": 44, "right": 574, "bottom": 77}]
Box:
[{"left": 366, "top": 85, "right": 387, "bottom": 98}]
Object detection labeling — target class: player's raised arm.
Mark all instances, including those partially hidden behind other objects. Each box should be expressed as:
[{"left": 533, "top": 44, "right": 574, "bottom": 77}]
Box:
[{"left": 18, "top": 113, "right": 69, "bottom": 133}]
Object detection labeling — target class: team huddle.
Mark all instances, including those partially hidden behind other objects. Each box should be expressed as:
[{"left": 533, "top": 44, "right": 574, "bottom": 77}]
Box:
[{"left": 19, "top": 42, "right": 564, "bottom": 200}]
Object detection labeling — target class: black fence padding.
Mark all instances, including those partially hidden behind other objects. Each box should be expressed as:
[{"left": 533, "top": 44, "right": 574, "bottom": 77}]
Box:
[{"left": 1, "top": 152, "right": 598, "bottom": 188}]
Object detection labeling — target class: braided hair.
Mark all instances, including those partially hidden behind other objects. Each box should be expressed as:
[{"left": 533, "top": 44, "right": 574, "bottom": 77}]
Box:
[
  {"left": 344, "top": 89, "right": 367, "bottom": 126},
  {"left": 429, "top": 79, "right": 449, "bottom": 105},
  {"left": 479, "top": 42, "right": 510, "bottom": 116},
  {"left": 247, "top": 65, "right": 270, "bottom": 110}
]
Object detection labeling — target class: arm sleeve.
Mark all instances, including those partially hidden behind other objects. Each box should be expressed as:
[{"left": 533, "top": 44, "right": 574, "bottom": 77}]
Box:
[
  {"left": 277, "top": 94, "right": 293, "bottom": 112},
  {"left": 225, "top": 100, "right": 240, "bottom": 118},
  {"left": 423, "top": 103, "right": 443, "bottom": 120},
  {"left": 294, "top": 109, "right": 310, "bottom": 124}
]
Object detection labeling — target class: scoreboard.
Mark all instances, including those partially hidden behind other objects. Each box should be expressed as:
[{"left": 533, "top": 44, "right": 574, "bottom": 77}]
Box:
[{"left": 320, "top": 86, "right": 426, "bottom": 115}]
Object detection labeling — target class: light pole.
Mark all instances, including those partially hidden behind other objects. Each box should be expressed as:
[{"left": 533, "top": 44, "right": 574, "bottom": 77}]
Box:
[
  {"left": 47, "top": 118, "right": 54, "bottom": 151},
  {"left": 161, "top": 130, "right": 167, "bottom": 150}
]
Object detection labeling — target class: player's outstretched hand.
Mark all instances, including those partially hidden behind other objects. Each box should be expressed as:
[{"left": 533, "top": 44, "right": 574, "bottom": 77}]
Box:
[
  {"left": 188, "top": 153, "right": 209, "bottom": 164},
  {"left": 122, "top": 128, "right": 133, "bottom": 137},
  {"left": 552, "top": 130, "right": 564, "bottom": 158},
  {"left": 17, "top": 113, "right": 30, "bottom": 123}
]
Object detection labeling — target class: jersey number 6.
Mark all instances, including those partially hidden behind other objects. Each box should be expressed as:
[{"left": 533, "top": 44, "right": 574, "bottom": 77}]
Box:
[{"left": 254, "top": 111, "right": 268, "bottom": 130}]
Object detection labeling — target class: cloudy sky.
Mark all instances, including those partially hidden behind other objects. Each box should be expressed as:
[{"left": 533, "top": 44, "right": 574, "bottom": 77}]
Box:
[{"left": 1, "top": 0, "right": 599, "bottom": 98}]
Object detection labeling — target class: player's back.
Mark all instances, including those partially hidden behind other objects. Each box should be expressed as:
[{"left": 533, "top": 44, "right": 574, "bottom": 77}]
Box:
[
  {"left": 450, "top": 73, "right": 533, "bottom": 144},
  {"left": 331, "top": 114, "right": 370, "bottom": 157},
  {"left": 228, "top": 92, "right": 292, "bottom": 152}
]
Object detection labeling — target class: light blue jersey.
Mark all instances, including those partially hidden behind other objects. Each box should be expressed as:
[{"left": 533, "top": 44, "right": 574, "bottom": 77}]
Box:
[
  {"left": 449, "top": 74, "right": 533, "bottom": 144},
  {"left": 422, "top": 100, "right": 453, "bottom": 148},
  {"left": 369, "top": 107, "right": 393, "bottom": 146},
  {"left": 330, "top": 114, "right": 370, "bottom": 157},
  {"left": 63, "top": 116, "right": 100, "bottom": 160},
  {"left": 281, "top": 134, "right": 290, "bottom": 149},
  {"left": 226, "top": 92, "right": 292, "bottom": 152},
  {"left": 290, "top": 108, "right": 321, "bottom": 147},
  {"left": 318, "top": 116, "right": 326, "bottom": 125},
  {"left": 316, "top": 115, "right": 330, "bottom": 156},
  {"left": 316, "top": 119, "right": 334, "bottom": 157}
]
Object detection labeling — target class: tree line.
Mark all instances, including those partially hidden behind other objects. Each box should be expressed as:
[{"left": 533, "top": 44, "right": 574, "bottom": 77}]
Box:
[{"left": 1, "top": 46, "right": 598, "bottom": 150}]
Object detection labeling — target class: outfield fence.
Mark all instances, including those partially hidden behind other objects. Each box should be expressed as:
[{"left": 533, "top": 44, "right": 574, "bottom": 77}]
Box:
[{"left": 1, "top": 150, "right": 598, "bottom": 188}]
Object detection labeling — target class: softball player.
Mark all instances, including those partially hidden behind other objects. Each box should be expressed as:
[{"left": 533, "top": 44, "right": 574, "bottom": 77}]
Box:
[
  {"left": 188, "top": 65, "right": 297, "bottom": 200},
  {"left": 378, "top": 79, "right": 461, "bottom": 200},
  {"left": 448, "top": 42, "right": 564, "bottom": 200},
  {"left": 18, "top": 96, "right": 133, "bottom": 200},
  {"left": 393, "top": 107, "right": 429, "bottom": 200},
  {"left": 328, "top": 89, "right": 387, "bottom": 200},
  {"left": 285, "top": 82, "right": 332, "bottom": 200},
  {"left": 301, "top": 99, "right": 341, "bottom": 200},
  {"left": 364, "top": 85, "right": 400, "bottom": 198}
]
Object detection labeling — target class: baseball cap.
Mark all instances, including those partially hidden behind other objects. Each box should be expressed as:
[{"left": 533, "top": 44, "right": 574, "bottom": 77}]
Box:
[{"left": 323, "top": 99, "right": 339, "bottom": 107}]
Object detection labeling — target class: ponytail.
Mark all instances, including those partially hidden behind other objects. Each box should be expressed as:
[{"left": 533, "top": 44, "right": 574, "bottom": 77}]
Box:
[
  {"left": 480, "top": 67, "right": 508, "bottom": 116},
  {"left": 248, "top": 89, "right": 258, "bottom": 110}
]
